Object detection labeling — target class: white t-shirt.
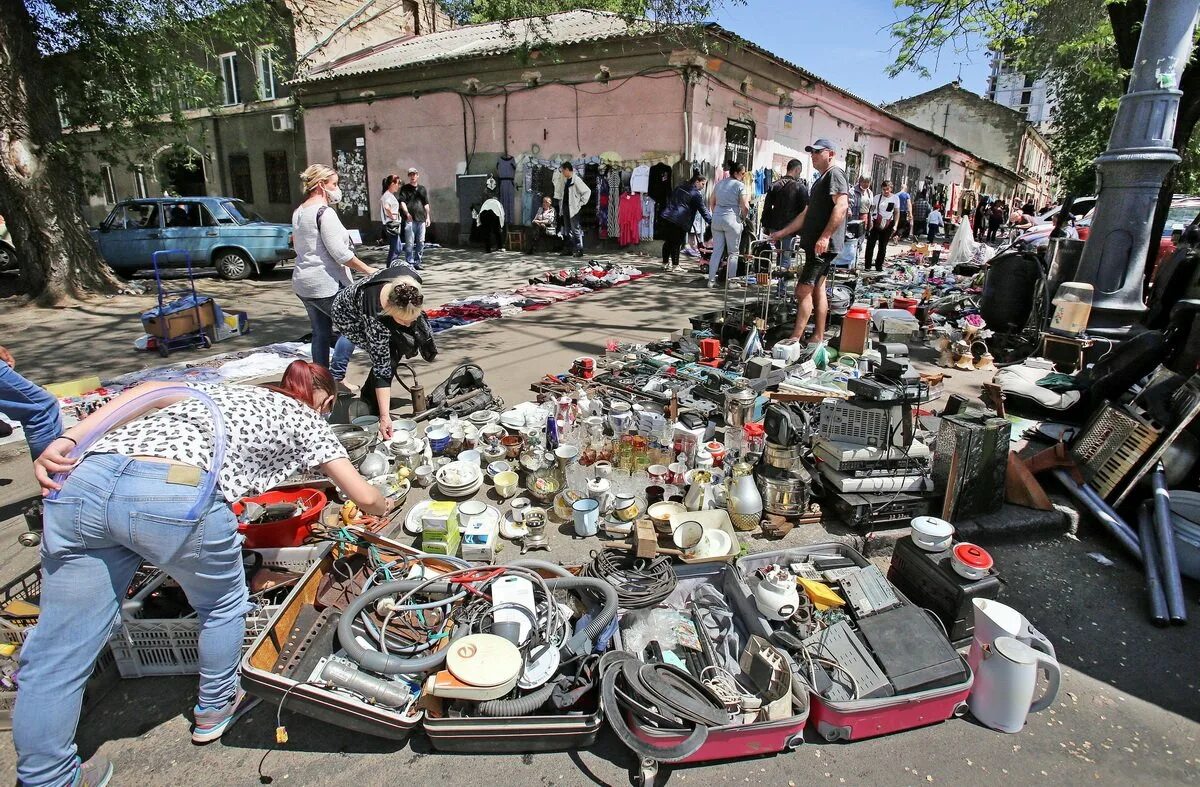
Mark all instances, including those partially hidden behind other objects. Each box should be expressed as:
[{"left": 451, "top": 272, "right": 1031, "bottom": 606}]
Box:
[
  {"left": 872, "top": 194, "right": 901, "bottom": 224},
  {"left": 87, "top": 383, "right": 347, "bottom": 502},
  {"left": 630, "top": 165, "right": 651, "bottom": 194},
  {"left": 380, "top": 191, "right": 400, "bottom": 223}
]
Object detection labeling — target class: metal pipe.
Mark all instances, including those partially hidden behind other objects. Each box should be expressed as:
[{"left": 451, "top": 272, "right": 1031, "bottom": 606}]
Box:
[
  {"left": 1150, "top": 463, "right": 1188, "bottom": 624},
  {"left": 1137, "top": 501, "right": 1170, "bottom": 626},
  {"left": 1052, "top": 470, "right": 1142, "bottom": 557}
]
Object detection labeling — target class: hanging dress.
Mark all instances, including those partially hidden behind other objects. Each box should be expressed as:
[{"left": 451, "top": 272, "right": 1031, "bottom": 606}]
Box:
[
  {"left": 618, "top": 193, "right": 641, "bottom": 245},
  {"left": 496, "top": 155, "right": 517, "bottom": 222}
]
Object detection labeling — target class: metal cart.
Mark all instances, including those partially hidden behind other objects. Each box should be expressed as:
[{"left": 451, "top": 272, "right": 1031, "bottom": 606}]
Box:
[{"left": 147, "top": 249, "right": 212, "bottom": 357}]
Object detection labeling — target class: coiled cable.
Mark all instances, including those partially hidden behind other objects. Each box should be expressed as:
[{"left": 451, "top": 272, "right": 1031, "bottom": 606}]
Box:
[{"left": 581, "top": 551, "right": 677, "bottom": 609}]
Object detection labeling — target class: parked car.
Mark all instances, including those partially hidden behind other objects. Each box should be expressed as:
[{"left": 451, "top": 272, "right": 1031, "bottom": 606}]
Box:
[
  {"left": 91, "top": 197, "right": 296, "bottom": 280},
  {"left": 1076, "top": 196, "right": 1200, "bottom": 273}
]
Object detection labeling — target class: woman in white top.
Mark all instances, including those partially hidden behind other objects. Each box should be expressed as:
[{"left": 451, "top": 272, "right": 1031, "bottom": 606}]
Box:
[
  {"left": 15, "top": 361, "right": 391, "bottom": 785},
  {"left": 380, "top": 174, "right": 404, "bottom": 266},
  {"left": 292, "top": 164, "right": 377, "bottom": 380},
  {"left": 707, "top": 161, "right": 751, "bottom": 287},
  {"left": 864, "top": 180, "right": 901, "bottom": 272}
]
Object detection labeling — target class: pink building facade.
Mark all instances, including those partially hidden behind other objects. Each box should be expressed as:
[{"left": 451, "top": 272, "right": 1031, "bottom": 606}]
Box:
[{"left": 295, "top": 12, "right": 1019, "bottom": 242}]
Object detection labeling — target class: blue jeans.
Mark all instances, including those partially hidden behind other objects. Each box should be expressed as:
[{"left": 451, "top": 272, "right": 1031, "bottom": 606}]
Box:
[
  {"left": 300, "top": 294, "right": 353, "bottom": 380},
  {"left": 562, "top": 211, "right": 583, "bottom": 253},
  {"left": 708, "top": 213, "right": 743, "bottom": 282},
  {"left": 14, "top": 454, "right": 250, "bottom": 786},
  {"left": 385, "top": 226, "right": 402, "bottom": 265},
  {"left": 0, "top": 362, "right": 62, "bottom": 458},
  {"left": 405, "top": 220, "right": 426, "bottom": 265}
]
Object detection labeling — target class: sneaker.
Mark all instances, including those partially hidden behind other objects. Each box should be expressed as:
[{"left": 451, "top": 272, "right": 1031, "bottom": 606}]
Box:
[
  {"left": 682, "top": 247, "right": 700, "bottom": 258},
  {"left": 706, "top": 280, "right": 715, "bottom": 289},
  {"left": 79, "top": 755, "right": 113, "bottom": 787},
  {"left": 192, "top": 688, "right": 261, "bottom": 744}
]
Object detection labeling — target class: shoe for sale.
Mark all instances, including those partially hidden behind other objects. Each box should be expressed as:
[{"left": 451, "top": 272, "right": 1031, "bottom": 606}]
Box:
[
  {"left": 706, "top": 280, "right": 715, "bottom": 288},
  {"left": 78, "top": 755, "right": 113, "bottom": 787},
  {"left": 192, "top": 688, "right": 261, "bottom": 744}
]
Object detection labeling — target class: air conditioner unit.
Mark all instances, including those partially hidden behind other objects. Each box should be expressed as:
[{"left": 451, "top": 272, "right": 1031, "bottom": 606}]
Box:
[
  {"left": 936, "top": 154, "right": 951, "bottom": 171},
  {"left": 271, "top": 113, "right": 294, "bottom": 132},
  {"left": 889, "top": 139, "right": 907, "bottom": 155}
]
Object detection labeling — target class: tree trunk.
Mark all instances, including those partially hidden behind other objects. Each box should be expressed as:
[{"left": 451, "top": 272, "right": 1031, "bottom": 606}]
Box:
[{"left": 0, "top": 1, "right": 121, "bottom": 305}]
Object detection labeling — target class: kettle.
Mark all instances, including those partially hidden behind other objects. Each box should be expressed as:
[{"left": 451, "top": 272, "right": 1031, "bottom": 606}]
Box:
[
  {"left": 968, "top": 636, "right": 1060, "bottom": 733},
  {"left": 753, "top": 566, "right": 800, "bottom": 621},
  {"left": 968, "top": 599, "right": 1055, "bottom": 673},
  {"left": 723, "top": 378, "right": 757, "bottom": 429},
  {"left": 683, "top": 480, "right": 717, "bottom": 512}
]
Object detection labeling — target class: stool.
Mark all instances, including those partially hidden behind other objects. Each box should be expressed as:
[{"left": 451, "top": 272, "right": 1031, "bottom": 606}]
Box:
[{"left": 506, "top": 228, "right": 525, "bottom": 251}]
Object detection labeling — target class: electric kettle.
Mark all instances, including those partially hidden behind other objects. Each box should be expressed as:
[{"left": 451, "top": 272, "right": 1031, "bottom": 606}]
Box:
[
  {"left": 968, "top": 636, "right": 1060, "bottom": 733},
  {"left": 968, "top": 599, "right": 1055, "bottom": 672}
]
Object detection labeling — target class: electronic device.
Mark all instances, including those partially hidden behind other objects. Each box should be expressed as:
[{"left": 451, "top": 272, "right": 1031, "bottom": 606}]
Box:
[
  {"left": 855, "top": 603, "right": 969, "bottom": 694},
  {"left": 838, "top": 566, "right": 900, "bottom": 618},
  {"left": 698, "top": 338, "right": 722, "bottom": 367},
  {"left": 878, "top": 342, "right": 909, "bottom": 359},
  {"left": 802, "top": 620, "right": 892, "bottom": 701},
  {"left": 818, "top": 400, "right": 911, "bottom": 448},
  {"left": 818, "top": 464, "right": 933, "bottom": 494},
  {"left": 847, "top": 377, "right": 907, "bottom": 403},
  {"left": 426, "top": 633, "right": 523, "bottom": 701},
  {"left": 491, "top": 576, "right": 536, "bottom": 644},
  {"left": 814, "top": 438, "right": 931, "bottom": 476},
  {"left": 830, "top": 491, "right": 933, "bottom": 530},
  {"left": 312, "top": 656, "right": 413, "bottom": 709},
  {"left": 887, "top": 535, "right": 1002, "bottom": 646}
]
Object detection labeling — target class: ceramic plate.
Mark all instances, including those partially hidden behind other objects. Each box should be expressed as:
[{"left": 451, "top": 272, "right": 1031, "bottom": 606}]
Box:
[{"left": 405, "top": 499, "right": 440, "bottom": 534}]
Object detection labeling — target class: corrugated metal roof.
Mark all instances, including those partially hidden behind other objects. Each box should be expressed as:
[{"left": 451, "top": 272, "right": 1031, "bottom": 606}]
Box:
[{"left": 302, "top": 10, "right": 643, "bottom": 81}]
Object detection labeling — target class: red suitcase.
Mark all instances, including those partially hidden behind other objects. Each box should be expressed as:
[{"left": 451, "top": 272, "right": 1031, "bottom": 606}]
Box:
[
  {"left": 736, "top": 543, "right": 972, "bottom": 743},
  {"left": 613, "top": 562, "right": 809, "bottom": 785}
]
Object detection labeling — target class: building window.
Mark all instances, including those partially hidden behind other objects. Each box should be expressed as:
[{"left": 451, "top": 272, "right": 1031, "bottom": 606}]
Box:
[
  {"left": 724, "top": 120, "right": 754, "bottom": 171},
  {"left": 1024, "top": 74, "right": 1035, "bottom": 89},
  {"left": 264, "top": 151, "right": 289, "bottom": 203},
  {"left": 403, "top": 0, "right": 421, "bottom": 35},
  {"left": 134, "top": 168, "right": 148, "bottom": 199},
  {"left": 100, "top": 165, "right": 116, "bottom": 205},
  {"left": 256, "top": 48, "right": 276, "bottom": 101},
  {"left": 228, "top": 153, "right": 253, "bottom": 202},
  {"left": 844, "top": 150, "right": 862, "bottom": 184},
  {"left": 1020, "top": 90, "right": 1032, "bottom": 106},
  {"left": 871, "top": 154, "right": 888, "bottom": 191},
  {"left": 220, "top": 53, "right": 240, "bottom": 106}
]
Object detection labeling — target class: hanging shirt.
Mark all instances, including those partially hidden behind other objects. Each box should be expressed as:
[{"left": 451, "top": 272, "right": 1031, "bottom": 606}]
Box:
[
  {"left": 648, "top": 162, "right": 672, "bottom": 205},
  {"left": 630, "top": 165, "right": 651, "bottom": 193}
]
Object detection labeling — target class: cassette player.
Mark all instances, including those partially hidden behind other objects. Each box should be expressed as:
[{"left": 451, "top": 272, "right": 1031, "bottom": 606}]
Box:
[
  {"left": 829, "top": 490, "right": 934, "bottom": 530},
  {"left": 814, "top": 437, "right": 931, "bottom": 476}
]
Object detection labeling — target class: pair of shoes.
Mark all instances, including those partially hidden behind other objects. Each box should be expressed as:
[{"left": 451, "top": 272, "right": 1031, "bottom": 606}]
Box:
[
  {"left": 706, "top": 280, "right": 715, "bottom": 289},
  {"left": 78, "top": 755, "right": 113, "bottom": 787},
  {"left": 192, "top": 688, "right": 262, "bottom": 744},
  {"left": 573, "top": 250, "right": 583, "bottom": 258}
]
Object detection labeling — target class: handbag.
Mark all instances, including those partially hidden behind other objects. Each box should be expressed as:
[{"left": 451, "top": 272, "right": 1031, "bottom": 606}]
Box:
[{"left": 383, "top": 220, "right": 402, "bottom": 236}]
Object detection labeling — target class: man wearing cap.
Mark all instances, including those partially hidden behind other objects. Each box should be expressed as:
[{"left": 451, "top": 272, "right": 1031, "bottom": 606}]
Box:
[
  {"left": 768, "top": 138, "right": 849, "bottom": 343},
  {"left": 399, "top": 168, "right": 431, "bottom": 269}
]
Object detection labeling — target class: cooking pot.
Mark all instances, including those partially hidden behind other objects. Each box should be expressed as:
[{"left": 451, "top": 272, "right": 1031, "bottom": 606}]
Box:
[
  {"left": 763, "top": 442, "right": 802, "bottom": 471},
  {"left": 757, "top": 473, "right": 807, "bottom": 516},
  {"left": 911, "top": 516, "right": 954, "bottom": 551}
]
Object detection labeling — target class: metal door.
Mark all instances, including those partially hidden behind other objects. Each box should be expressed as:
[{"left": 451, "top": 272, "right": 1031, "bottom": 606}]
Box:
[
  {"left": 456, "top": 174, "right": 489, "bottom": 245},
  {"left": 329, "top": 125, "right": 371, "bottom": 232},
  {"left": 97, "top": 201, "right": 163, "bottom": 271},
  {"left": 871, "top": 155, "right": 888, "bottom": 191},
  {"left": 890, "top": 161, "right": 906, "bottom": 190}
]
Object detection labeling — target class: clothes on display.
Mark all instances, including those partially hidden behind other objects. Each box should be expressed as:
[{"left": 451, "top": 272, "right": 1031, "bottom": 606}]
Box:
[
  {"left": 496, "top": 155, "right": 517, "bottom": 221},
  {"left": 619, "top": 193, "right": 642, "bottom": 246},
  {"left": 630, "top": 164, "right": 650, "bottom": 193}
]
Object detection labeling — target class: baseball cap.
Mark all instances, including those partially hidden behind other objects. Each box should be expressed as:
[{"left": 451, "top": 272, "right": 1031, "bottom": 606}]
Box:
[
  {"left": 407, "top": 167, "right": 419, "bottom": 174},
  {"left": 804, "top": 138, "right": 837, "bottom": 153}
]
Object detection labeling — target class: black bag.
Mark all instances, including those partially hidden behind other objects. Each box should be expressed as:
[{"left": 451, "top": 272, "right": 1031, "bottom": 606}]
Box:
[
  {"left": 383, "top": 220, "right": 402, "bottom": 236},
  {"left": 426, "top": 363, "right": 501, "bottom": 415}
]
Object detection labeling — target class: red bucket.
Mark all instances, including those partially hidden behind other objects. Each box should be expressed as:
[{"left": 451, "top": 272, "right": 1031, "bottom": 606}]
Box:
[
  {"left": 892, "top": 297, "right": 918, "bottom": 314},
  {"left": 233, "top": 488, "right": 326, "bottom": 548}
]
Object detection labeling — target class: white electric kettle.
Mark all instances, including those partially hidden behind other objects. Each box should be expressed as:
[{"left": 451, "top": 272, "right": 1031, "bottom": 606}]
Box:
[
  {"left": 968, "top": 599, "right": 1055, "bottom": 673},
  {"left": 968, "top": 636, "right": 1061, "bottom": 733}
]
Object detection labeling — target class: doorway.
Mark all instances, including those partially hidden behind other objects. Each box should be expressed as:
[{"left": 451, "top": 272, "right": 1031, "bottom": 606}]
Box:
[
  {"left": 330, "top": 125, "right": 371, "bottom": 233},
  {"left": 157, "top": 148, "right": 207, "bottom": 197}
]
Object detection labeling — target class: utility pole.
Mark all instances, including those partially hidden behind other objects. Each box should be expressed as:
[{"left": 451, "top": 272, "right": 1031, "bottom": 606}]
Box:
[{"left": 1073, "top": 0, "right": 1200, "bottom": 338}]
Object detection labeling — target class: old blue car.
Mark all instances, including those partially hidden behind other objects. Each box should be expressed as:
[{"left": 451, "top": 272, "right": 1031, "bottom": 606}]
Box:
[{"left": 91, "top": 197, "right": 295, "bottom": 280}]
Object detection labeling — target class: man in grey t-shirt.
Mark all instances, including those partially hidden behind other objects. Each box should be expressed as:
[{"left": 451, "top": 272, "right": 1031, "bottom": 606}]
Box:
[{"left": 769, "top": 138, "right": 849, "bottom": 343}]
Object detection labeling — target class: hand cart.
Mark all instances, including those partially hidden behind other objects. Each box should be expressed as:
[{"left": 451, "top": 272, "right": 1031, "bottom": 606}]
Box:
[
  {"left": 146, "top": 249, "right": 213, "bottom": 358},
  {"left": 720, "top": 239, "right": 796, "bottom": 347}
]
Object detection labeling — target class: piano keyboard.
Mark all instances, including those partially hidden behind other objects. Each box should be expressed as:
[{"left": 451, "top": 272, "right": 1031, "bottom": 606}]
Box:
[{"left": 1071, "top": 403, "right": 1161, "bottom": 498}]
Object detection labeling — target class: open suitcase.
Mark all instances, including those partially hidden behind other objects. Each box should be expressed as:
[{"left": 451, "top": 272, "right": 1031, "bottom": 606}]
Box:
[
  {"left": 242, "top": 534, "right": 605, "bottom": 749},
  {"left": 613, "top": 562, "right": 809, "bottom": 785},
  {"left": 736, "top": 543, "right": 972, "bottom": 743}
]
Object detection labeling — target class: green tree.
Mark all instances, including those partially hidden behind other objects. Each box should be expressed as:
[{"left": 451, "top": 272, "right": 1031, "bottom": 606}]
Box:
[
  {"left": 1, "top": 1, "right": 286, "bottom": 304},
  {"left": 889, "top": 0, "right": 1200, "bottom": 255}
]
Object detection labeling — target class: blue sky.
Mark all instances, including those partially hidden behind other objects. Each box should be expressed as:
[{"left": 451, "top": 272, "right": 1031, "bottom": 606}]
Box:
[{"left": 713, "top": 0, "right": 992, "bottom": 105}]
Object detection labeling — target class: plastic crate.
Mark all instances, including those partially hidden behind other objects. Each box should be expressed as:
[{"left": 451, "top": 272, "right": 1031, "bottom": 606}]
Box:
[
  {"left": 0, "top": 565, "right": 121, "bottom": 730},
  {"left": 109, "top": 600, "right": 280, "bottom": 679},
  {"left": 0, "top": 564, "right": 43, "bottom": 648}
]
